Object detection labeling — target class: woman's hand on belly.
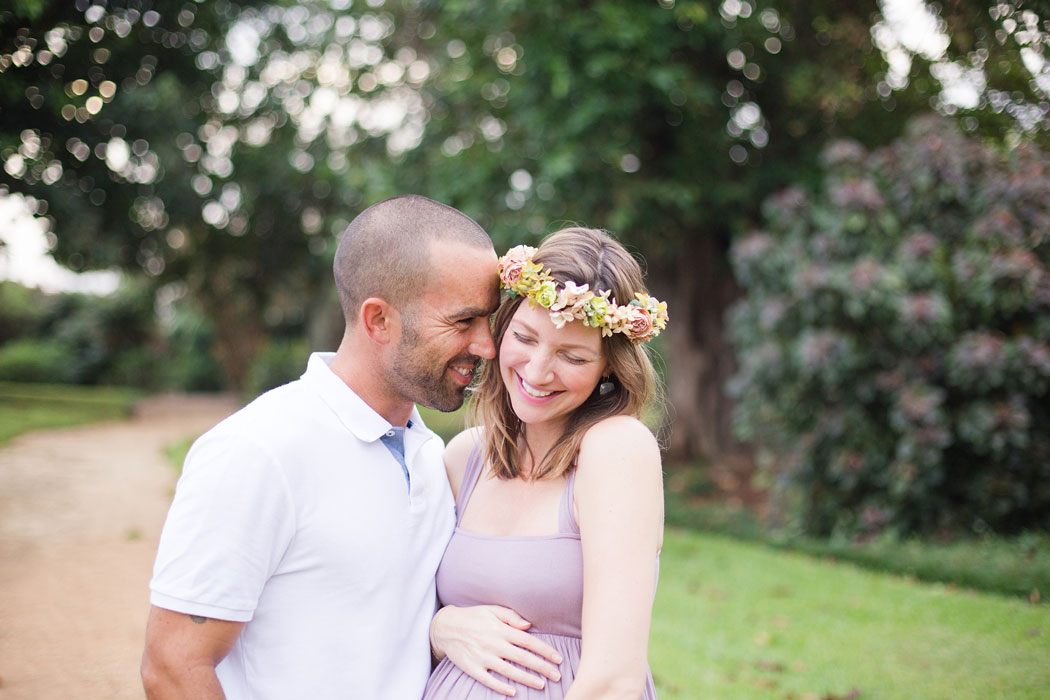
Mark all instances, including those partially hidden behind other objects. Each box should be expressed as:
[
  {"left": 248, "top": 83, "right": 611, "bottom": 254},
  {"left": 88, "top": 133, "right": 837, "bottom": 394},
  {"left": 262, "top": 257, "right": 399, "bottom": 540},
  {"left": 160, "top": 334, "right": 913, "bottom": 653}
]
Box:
[{"left": 430, "top": 604, "right": 564, "bottom": 695}]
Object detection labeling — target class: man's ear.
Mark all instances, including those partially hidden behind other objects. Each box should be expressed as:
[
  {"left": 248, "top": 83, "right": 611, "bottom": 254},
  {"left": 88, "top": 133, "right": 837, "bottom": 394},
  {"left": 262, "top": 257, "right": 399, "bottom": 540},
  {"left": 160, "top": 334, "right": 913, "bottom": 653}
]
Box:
[{"left": 359, "top": 297, "right": 399, "bottom": 344}]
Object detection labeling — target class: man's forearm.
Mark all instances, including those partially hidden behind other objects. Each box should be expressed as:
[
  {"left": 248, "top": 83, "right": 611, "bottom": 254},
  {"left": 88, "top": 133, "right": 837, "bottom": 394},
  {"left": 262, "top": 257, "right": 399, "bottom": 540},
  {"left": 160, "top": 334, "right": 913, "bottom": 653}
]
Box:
[{"left": 142, "top": 661, "right": 227, "bottom": 700}]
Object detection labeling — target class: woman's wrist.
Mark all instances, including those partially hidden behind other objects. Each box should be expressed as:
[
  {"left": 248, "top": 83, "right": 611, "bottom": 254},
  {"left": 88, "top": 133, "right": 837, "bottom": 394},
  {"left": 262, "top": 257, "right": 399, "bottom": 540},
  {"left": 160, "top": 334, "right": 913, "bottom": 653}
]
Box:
[{"left": 429, "top": 605, "right": 455, "bottom": 663}]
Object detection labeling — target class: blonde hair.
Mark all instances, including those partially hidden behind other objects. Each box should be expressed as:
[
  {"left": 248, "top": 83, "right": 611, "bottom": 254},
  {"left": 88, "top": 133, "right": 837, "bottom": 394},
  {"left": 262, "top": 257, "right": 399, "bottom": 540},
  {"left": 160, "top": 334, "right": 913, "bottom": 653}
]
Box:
[{"left": 471, "top": 227, "right": 662, "bottom": 480}]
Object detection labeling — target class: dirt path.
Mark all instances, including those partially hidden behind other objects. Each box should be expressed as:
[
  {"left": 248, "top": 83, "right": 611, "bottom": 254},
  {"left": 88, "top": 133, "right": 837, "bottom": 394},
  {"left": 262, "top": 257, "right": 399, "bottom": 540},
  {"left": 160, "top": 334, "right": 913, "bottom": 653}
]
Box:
[{"left": 0, "top": 394, "right": 240, "bottom": 700}]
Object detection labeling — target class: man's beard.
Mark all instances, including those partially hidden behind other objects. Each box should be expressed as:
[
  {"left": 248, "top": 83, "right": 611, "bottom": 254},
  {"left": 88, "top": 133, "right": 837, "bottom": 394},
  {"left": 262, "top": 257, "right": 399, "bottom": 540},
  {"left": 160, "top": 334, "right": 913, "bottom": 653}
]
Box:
[{"left": 388, "top": 324, "right": 478, "bottom": 412}]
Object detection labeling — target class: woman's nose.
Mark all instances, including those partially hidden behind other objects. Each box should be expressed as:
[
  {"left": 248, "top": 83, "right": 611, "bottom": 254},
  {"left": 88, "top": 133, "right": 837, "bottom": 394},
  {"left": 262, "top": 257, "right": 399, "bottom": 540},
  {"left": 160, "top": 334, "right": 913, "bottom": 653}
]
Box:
[{"left": 522, "top": 353, "right": 555, "bottom": 385}]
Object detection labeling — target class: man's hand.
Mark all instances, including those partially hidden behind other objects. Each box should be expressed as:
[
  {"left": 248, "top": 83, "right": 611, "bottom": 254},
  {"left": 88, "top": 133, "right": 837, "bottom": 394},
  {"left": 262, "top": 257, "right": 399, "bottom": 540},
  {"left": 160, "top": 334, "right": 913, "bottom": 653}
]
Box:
[
  {"left": 430, "top": 605, "right": 564, "bottom": 696},
  {"left": 141, "top": 606, "right": 243, "bottom": 700}
]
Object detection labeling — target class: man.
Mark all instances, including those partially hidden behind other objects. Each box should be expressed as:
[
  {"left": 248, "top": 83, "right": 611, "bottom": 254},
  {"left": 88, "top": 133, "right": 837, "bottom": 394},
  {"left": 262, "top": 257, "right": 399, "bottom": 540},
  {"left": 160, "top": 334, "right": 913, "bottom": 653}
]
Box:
[{"left": 141, "top": 195, "right": 557, "bottom": 700}]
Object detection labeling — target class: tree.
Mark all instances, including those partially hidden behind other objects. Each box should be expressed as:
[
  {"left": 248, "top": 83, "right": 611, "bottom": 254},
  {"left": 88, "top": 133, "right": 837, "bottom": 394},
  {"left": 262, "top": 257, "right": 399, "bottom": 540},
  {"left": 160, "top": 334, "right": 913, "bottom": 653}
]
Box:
[
  {"left": 1, "top": 0, "right": 408, "bottom": 386},
  {"left": 384, "top": 0, "right": 1050, "bottom": 462},
  {"left": 380, "top": 1, "right": 1035, "bottom": 462}
]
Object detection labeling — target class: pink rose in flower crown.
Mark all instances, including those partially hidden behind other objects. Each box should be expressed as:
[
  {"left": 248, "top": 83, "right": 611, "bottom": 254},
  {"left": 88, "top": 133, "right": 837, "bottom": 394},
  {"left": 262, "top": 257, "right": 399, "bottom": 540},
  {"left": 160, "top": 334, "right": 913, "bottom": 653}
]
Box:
[
  {"left": 498, "top": 245, "right": 537, "bottom": 295},
  {"left": 624, "top": 305, "right": 655, "bottom": 342}
]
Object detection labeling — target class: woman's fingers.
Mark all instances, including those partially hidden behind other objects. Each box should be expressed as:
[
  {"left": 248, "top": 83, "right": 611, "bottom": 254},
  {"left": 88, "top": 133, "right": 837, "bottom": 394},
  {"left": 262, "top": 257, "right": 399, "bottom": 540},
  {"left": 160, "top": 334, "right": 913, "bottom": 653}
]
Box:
[
  {"left": 489, "top": 605, "right": 532, "bottom": 631},
  {"left": 466, "top": 665, "right": 517, "bottom": 696},
  {"left": 508, "top": 627, "right": 563, "bottom": 667},
  {"left": 489, "top": 658, "right": 549, "bottom": 691}
]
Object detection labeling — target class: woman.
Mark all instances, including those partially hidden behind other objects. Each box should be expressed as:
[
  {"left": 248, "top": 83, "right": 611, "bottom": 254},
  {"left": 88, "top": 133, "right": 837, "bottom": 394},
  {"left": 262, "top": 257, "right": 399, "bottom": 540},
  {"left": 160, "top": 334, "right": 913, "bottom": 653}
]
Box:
[{"left": 424, "top": 227, "right": 667, "bottom": 699}]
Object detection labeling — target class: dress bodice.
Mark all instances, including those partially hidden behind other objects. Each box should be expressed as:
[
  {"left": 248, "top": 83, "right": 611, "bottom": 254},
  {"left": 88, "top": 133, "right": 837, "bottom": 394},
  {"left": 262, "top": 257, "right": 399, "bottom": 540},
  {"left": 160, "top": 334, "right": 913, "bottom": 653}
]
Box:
[{"left": 434, "top": 445, "right": 584, "bottom": 637}]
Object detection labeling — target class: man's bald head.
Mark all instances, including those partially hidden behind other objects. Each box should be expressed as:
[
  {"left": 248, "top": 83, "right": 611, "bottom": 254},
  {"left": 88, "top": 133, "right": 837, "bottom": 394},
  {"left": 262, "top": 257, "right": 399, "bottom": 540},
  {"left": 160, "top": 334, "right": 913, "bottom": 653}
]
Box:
[{"left": 333, "top": 195, "right": 493, "bottom": 323}]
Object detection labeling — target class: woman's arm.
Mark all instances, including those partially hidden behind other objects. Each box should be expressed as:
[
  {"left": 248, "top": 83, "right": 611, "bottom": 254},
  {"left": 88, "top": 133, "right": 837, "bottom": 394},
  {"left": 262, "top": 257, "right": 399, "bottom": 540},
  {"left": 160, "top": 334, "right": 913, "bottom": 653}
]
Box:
[{"left": 565, "top": 416, "right": 664, "bottom": 700}]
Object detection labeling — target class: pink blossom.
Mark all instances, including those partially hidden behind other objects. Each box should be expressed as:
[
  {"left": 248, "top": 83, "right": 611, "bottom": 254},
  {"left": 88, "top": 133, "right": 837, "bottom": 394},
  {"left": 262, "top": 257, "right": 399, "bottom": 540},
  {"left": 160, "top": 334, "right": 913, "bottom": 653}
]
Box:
[
  {"left": 625, "top": 306, "right": 655, "bottom": 341},
  {"left": 500, "top": 259, "right": 525, "bottom": 288}
]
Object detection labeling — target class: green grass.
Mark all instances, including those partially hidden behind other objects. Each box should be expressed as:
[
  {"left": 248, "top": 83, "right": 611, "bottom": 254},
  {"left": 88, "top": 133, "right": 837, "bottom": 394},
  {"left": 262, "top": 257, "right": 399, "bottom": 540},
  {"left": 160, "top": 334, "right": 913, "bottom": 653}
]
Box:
[
  {"left": 164, "top": 436, "right": 196, "bottom": 476},
  {"left": 651, "top": 527, "right": 1050, "bottom": 700},
  {"left": 666, "top": 490, "right": 1050, "bottom": 602},
  {"left": 0, "top": 381, "right": 142, "bottom": 446}
]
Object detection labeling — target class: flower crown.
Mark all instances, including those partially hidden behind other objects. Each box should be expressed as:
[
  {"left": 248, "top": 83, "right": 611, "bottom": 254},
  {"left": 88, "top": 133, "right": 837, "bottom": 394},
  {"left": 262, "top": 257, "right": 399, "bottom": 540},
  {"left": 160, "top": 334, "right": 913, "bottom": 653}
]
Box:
[{"left": 496, "top": 245, "right": 669, "bottom": 344}]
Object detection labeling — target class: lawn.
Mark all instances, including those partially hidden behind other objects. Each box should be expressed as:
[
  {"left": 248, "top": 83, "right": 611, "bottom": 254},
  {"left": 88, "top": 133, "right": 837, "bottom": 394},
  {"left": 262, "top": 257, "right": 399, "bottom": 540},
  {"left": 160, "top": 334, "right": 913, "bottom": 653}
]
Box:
[
  {"left": 0, "top": 381, "right": 141, "bottom": 446},
  {"left": 651, "top": 528, "right": 1050, "bottom": 700}
]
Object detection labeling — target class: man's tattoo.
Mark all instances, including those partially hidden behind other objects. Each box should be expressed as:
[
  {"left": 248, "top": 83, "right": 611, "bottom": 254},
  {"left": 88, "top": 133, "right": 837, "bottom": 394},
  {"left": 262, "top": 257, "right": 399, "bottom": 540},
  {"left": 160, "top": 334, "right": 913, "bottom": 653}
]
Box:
[{"left": 189, "top": 615, "right": 208, "bottom": 624}]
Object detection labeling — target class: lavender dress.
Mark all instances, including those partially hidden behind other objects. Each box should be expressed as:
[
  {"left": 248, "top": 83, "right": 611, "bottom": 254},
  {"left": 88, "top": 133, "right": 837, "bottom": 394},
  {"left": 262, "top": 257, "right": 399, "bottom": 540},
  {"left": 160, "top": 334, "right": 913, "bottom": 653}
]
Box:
[{"left": 422, "top": 446, "right": 658, "bottom": 699}]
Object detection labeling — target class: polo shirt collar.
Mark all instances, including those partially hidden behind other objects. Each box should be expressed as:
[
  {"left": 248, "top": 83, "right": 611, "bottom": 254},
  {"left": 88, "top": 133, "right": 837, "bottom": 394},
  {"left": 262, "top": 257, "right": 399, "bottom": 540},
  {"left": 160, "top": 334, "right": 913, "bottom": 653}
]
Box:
[{"left": 301, "top": 352, "right": 436, "bottom": 444}]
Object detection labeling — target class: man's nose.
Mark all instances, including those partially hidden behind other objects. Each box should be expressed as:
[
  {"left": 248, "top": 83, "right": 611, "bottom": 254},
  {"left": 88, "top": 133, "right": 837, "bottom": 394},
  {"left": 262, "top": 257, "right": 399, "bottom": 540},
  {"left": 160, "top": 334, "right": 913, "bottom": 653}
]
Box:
[{"left": 469, "top": 323, "right": 496, "bottom": 359}]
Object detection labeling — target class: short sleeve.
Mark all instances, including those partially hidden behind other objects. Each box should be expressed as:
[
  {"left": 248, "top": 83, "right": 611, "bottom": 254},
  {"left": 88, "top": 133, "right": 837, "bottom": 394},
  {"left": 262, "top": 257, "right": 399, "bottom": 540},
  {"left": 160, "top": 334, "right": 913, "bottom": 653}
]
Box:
[{"left": 149, "top": 430, "right": 296, "bottom": 622}]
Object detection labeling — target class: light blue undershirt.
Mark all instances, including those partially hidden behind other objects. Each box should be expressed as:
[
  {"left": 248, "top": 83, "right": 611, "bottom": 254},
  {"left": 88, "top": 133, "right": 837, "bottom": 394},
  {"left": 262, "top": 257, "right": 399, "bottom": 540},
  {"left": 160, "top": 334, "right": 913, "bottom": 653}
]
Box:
[{"left": 379, "top": 420, "right": 412, "bottom": 491}]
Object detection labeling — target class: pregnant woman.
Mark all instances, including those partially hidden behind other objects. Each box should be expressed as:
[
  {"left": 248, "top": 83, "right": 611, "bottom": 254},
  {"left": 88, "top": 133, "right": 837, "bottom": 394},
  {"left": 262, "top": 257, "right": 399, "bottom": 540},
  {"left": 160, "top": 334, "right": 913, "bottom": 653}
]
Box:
[{"left": 425, "top": 227, "right": 667, "bottom": 700}]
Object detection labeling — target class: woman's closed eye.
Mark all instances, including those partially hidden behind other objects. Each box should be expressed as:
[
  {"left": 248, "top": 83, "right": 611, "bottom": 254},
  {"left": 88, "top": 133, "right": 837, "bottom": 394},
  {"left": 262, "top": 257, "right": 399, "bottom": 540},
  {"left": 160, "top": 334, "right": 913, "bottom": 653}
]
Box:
[{"left": 512, "top": 332, "right": 536, "bottom": 344}]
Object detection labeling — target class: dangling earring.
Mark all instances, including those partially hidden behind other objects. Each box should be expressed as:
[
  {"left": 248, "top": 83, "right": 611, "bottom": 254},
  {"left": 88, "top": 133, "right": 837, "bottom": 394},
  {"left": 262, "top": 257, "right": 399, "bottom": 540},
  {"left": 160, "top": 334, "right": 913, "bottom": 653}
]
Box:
[{"left": 598, "top": 377, "right": 615, "bottom": 396}]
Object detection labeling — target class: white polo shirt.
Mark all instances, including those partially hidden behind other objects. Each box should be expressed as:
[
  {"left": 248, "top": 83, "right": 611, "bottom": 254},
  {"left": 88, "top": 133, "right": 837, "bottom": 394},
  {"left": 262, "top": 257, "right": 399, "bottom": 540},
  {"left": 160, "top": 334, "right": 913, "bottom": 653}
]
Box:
[{"left": 150, "top": 352, "right": 455, "bottom": 700}]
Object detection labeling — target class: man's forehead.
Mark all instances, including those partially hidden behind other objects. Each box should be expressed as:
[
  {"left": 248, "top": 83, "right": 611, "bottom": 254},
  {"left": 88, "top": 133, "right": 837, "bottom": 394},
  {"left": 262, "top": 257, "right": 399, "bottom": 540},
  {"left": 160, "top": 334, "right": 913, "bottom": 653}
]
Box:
[{"left": 422, "top": 268, "right": 498, "bottom": 315}]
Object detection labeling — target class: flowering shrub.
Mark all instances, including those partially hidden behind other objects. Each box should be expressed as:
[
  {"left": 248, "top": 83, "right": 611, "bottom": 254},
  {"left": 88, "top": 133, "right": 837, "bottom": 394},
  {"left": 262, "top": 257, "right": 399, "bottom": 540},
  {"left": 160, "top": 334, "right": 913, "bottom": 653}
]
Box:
[{"left": 728, "top": 117, "right": 1050, "bottom": 537}]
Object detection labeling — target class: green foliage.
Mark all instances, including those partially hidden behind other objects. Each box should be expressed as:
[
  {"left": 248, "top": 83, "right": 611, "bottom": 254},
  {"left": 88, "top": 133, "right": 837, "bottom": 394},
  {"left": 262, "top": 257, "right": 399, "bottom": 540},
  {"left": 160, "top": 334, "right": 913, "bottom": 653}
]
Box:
[
  {"left": 728, "top": 117, "right": 1050, "bottom": 537},
  {"left": 398, "top": 2, "right": 932, "bottom": 248},
  {"left": 1, "top": 1, "right": 347, "bottom": 387},
  {"left": 163, "top": 304, "right": 227, "bottom": 392},
  {"left": 0, "top": 281, "right": 158, "bottom": 386},
  {"left": 651, "top": 528, "right": 1050, "bottom": 700},
  {"left": 0, "top": 380, "right": 140, "bottom": 445},
  {"left": 4, "top": 0, "right": 1048, "bottom": 411},
  {"left": 0, "top": 336, "right": 75, "bottom": 383},
  {"left": 416, "top": 404, "right": 470, "bottom": 444},
  {"left": 243, "top": 336, "right": 311, "bottom": 399},
  {"left": 0, "top": 281, "right": 46, "bottom": 344}
]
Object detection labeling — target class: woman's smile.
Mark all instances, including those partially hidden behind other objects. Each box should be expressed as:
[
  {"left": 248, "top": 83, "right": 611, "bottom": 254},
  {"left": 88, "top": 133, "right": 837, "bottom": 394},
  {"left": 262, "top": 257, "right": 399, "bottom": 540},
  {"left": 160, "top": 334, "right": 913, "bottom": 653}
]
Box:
[{"left": 515, "top": 371, "right": 563, "bottom": 402}]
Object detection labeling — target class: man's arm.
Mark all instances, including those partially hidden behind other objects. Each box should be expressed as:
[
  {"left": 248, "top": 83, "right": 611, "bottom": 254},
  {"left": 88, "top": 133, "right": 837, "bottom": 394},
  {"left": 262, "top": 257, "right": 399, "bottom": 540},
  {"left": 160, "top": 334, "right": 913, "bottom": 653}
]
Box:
[{"left": 141, "top": 606, "right": 244, "bottom": 700}]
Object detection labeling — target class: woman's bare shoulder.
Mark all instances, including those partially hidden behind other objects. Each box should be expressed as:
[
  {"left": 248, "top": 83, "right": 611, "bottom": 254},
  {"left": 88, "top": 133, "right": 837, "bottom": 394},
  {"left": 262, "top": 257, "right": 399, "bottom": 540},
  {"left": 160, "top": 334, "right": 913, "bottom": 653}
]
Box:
[{"left": 580, "top": 415, "right": 658, "bottom": 455}]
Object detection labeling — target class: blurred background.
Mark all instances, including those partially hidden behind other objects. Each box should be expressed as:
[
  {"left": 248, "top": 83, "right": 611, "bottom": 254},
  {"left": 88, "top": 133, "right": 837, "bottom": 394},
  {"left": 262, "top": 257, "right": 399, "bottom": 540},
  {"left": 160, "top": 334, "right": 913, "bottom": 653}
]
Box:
[{"left": 1, "top": 1, "right": 1048, "bottom": 698}]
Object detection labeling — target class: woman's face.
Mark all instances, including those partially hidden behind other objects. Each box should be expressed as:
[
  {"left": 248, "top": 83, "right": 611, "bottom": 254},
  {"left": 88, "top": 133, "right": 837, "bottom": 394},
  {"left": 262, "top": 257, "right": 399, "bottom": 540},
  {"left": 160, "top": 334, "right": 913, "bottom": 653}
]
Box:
[{"left": 498, "top": 301, "right": 607, "bottom": 434}]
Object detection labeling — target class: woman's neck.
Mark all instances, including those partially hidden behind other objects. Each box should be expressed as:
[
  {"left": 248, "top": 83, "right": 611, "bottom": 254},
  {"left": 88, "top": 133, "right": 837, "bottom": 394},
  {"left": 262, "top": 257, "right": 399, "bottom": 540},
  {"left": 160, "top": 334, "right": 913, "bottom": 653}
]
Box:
[{"left": 518, "top": 421, "right": 566, "bottom": 479}]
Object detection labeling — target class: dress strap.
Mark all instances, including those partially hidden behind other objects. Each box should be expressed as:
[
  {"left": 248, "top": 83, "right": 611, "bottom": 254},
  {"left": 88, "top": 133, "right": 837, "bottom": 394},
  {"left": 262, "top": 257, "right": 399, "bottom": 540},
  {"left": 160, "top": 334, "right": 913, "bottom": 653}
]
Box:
[
  {"left": 557, "top": 467, "right": 580, "bottom": 535},
  {"left": 455, "top": 444, "right": 486, "bottom": 525}
]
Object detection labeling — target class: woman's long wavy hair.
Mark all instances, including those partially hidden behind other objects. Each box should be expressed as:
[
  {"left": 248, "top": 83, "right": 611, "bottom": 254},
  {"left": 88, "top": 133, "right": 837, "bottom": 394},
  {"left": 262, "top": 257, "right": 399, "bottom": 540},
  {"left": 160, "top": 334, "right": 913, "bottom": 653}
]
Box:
[{"left": 470, "top": 227, "right": 663, "bottom": 481}]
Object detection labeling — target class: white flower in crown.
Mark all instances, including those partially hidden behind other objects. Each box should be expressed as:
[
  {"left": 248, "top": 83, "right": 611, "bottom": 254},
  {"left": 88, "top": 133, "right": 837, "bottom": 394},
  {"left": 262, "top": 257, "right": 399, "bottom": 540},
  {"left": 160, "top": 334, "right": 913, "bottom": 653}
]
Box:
[
  {"left": 552, "top": 281, "right": 590, "bottom": 310},
  {"left": 602, "top": 302, "right": 631, "bottom": 337}
]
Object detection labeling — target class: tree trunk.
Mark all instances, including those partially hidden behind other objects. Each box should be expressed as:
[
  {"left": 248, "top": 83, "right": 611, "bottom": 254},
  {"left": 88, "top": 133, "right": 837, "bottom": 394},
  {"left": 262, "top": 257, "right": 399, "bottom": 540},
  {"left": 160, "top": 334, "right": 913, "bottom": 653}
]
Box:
[
  {"left": 207, "top": 296, "right": 265, "bottom": 391},
  {"left": 649, "top": 232, "right": 747, "bottom": 465}
]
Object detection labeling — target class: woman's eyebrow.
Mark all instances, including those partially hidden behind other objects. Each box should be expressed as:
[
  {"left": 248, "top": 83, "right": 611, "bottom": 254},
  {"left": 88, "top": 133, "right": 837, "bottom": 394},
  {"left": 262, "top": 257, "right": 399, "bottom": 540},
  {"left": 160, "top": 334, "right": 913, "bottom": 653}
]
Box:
[{"left": 510, "top": 320, "right": 600, "bottom": 353}]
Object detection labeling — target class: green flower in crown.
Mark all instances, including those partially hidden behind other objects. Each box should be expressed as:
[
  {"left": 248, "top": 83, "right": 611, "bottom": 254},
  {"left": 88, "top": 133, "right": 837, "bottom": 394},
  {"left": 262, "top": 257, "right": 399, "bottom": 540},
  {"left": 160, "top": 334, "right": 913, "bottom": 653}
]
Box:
[
  {"left": 583, "top": 294, "right": 610, "bottom": 327},
  {"left": 530, "top": 280, "right": 560, "bottom": 309}
]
